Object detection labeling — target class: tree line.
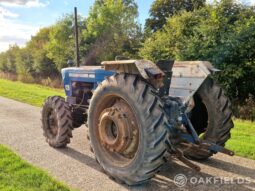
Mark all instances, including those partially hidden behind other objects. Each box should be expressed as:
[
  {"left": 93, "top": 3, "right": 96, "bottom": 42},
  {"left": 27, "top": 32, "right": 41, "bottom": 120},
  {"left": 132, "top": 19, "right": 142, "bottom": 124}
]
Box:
[{"left": 0, "top": 0, "right": 254, "bottom": 118}]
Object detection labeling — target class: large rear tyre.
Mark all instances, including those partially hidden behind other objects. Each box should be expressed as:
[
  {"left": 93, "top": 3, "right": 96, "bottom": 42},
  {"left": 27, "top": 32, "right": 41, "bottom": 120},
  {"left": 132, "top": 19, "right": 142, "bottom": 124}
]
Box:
[
  {"left": 88, "top": 74, "right": 171, "bottom": 185},
  {"left": 184, "top": 78, "right": 234, "bottom": 160},
  {"left": 41, "top": 96, "right": 73, "bottom": 148}
]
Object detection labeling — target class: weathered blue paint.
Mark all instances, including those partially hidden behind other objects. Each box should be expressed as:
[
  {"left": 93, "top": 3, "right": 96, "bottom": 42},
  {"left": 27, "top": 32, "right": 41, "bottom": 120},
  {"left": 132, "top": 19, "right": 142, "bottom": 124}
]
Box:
[{"left": 61, "top": 66, "right": 115, "bottom": 96}]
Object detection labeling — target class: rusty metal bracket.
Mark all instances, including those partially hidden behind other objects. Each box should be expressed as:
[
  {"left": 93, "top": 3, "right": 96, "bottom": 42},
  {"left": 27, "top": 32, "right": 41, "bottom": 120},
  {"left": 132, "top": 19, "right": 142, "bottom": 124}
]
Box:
[
  {"left": 180, "top": 142, "right": 235, "bottom": 156},
  {"left": 200, "top": 142, "right": 235, "bottom": 156},
  {"left": 170, "top": 148, "right": 201, "bottom": 172}
]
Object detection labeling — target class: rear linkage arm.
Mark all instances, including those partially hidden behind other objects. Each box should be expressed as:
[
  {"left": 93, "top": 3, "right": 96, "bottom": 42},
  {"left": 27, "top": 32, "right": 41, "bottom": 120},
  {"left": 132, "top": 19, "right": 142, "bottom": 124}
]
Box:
[
  {"left": 143, "top": 60, "right": 234, "bottom": 171},
  {"left": 162, "top": 97, "right": 234, "bottom": 171}
]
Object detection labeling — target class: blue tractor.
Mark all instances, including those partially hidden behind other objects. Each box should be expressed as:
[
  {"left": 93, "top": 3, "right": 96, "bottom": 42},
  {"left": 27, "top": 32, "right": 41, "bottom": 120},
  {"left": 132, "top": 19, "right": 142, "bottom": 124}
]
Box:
[{"left": 41, "top": 8, "right": 234, "bottom": 186}]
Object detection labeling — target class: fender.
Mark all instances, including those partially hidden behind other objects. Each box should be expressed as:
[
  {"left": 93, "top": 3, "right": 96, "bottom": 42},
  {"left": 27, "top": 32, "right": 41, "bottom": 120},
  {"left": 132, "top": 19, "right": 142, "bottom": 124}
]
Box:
[
  {"left": 102, "top": 60, "right": 165, "bottom": 89},
  {"left": 170, "top": 61, "right": 220, "bottom": 104}
]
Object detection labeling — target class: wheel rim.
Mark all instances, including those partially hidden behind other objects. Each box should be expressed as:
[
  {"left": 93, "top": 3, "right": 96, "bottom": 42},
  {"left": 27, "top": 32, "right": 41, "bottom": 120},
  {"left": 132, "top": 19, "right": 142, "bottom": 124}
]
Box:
[{"left": 94, "top": 97, "right": 139, "bottom": 166}]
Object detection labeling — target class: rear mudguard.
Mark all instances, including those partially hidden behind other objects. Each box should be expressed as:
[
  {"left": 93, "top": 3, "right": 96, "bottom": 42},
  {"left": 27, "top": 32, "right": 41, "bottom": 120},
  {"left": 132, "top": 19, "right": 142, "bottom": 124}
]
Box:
[{"left": 170, "top": 61, "right": 219, "bottom": 104}]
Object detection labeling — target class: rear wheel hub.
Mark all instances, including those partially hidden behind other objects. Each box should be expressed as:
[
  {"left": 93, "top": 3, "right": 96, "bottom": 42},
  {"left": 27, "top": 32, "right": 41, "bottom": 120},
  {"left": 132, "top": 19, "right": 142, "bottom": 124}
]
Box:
[{"left": 98, "top": 100, "right": 139, "bottom": 159}]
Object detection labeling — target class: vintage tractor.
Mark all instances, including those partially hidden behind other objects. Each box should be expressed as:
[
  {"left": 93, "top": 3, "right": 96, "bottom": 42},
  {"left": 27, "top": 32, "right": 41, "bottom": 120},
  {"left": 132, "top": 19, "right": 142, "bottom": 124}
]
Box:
[{"left": 41, "top": 8, "right": 234, "bottom": 185}]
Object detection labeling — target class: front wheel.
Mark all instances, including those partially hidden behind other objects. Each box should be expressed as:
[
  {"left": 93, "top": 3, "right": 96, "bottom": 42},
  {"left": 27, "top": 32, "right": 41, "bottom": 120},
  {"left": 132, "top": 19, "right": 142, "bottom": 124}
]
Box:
[
  {"left": 41, "top": 96, "right": 73, "bottom": 148},
  {"left": 88, "top": 74, "right": 172, "bottom": 185}
]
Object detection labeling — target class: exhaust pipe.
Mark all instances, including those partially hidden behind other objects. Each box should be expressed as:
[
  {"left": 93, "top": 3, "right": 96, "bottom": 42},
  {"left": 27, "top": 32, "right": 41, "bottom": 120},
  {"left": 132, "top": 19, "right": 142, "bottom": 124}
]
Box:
[{"left": 74, "top": 7, "right": 80, "bottom": 67}]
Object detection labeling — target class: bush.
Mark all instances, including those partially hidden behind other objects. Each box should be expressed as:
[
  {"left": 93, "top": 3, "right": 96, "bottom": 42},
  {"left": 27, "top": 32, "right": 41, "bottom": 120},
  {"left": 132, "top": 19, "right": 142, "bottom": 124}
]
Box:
[
  {"left": 140, "top": 1, "right": 255, "bottom": 102},
  {"left": 17, "top": 74, "right": 35, "bottom": 84},
  {"left": 0, "top": 72, "right": 18, "bottom": 81},
  {"left": 0, "top": 72, "right": 62, "bottom": 89},
  {"left": 41, "top": 77, "right": 62, "bottom": 89},
  {"left": 237, "top": 95, "right": 255, "bottom": 121}
]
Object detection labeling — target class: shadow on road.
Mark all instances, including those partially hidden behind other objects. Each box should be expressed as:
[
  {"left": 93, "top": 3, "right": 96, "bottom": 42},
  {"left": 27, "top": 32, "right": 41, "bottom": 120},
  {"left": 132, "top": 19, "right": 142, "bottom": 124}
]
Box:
[
  {"left": 199, "top": 157, "right": 255, "bottom": 179},
  {"left": 57, "top": 147, "right": 103, "bottom": 172},
  {"left": 57, "top": 146, "right": 255, "bottom": 191}
]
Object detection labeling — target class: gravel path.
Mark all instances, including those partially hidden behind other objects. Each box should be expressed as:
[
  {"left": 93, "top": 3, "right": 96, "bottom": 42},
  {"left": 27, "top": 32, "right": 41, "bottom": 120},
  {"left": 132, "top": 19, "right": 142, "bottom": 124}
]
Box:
[{"left": 0, "top": 96, "right": 254, "bottom": 191}]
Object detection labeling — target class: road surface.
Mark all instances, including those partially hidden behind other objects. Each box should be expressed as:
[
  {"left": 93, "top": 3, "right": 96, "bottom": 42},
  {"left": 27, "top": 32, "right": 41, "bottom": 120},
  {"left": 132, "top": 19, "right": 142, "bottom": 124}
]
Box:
[{"left": 0, "top": 96, "right": 254, "bottom": 191}]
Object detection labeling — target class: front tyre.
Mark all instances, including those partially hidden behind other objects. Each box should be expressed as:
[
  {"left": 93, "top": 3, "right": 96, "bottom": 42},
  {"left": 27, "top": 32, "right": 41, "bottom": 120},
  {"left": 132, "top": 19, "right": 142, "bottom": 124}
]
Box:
[
  {"left": 88, "top": 74, "right": 171, "bottom": 185},
  {"left": 41, "top": 96, "right": 73, "bottom": 148}
]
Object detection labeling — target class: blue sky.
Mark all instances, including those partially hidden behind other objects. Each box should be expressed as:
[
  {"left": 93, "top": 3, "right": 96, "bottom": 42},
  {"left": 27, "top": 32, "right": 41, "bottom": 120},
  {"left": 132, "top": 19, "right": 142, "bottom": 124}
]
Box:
[
  {"left": 0, "top": 0, "right": 254, "bottom": 52},
  {"left": 0, "top": 0, "right": 154, "bottom": 52}
]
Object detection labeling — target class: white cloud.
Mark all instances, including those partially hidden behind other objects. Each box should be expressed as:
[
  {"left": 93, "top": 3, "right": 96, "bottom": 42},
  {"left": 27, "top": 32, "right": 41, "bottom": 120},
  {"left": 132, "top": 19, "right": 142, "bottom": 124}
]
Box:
[
  {"left": 0, "top": 7, "right": 39, "bottom": 52},
  {"left": 0, "top": 0, "right": 49, "bottom": 8},
  {"left": 238, "top": 0, "right": 255, "bottom": 5},
  {"left": 248, "top": 0, "right": 255, "bottom": 5},
  {"left": 0, "top": 1, "right": 45, "bottom": 52},
  {"left": 0, "top": 19, "right": 39, "bottom": 52},
  {"left": 207, "top": 0, "right": 255, "bottom": 4},
  {"left": 0, "top": 6, "right": 19, "bottom": 18}
]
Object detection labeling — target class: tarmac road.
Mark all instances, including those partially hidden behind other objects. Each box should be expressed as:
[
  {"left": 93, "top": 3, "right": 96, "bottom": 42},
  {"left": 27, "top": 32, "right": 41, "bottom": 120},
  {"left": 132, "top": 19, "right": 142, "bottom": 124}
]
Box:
[{"left": 0, "top": 96, "right": 254, "bottom": 191}]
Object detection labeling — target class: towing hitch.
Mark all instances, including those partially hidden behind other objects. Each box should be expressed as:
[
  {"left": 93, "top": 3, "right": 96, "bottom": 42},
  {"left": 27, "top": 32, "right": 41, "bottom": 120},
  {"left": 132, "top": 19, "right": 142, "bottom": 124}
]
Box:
[
  {"left": 168, "top": 140, "right": 234, "bottom": 172},
  {"left": 180, "top": 109, "right": 235, "bottom": 156},
  {"left": 165, "top": 99, "right": 235, "bottom": 171}
]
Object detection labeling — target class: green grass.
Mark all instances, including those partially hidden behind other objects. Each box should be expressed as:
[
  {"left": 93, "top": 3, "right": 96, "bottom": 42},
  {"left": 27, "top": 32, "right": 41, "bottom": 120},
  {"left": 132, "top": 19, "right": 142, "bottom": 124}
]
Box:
[
  {"left": 0, "top": 79, "right": 64, "bottom": 107},
  {"left": 0, "top": 144, "right": 72, "bottom": 191},
  {"left": 226, "top": 120, "right": 255, "bottom": 160},
  {"left": 0, "top": 79, "right": 71, "bottom": 190}
]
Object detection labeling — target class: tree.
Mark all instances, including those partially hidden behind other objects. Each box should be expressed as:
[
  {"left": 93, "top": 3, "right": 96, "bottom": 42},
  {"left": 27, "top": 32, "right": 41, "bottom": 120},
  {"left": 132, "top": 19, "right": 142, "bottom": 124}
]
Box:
[
  {"left": 0, "top": 52, "right": 8, "bottom": 72},
  {"left": 46, "top": 14, "right": 76, "bottom": 71},
  {"left": 27, "top": 27, "right": 58, "bottom": 77},
  {"left": 82, "top": 0, "right": 142, "bottom": 65},
  {"left": 145, "top": 0, "right": 206, "bottom": 33},
  {"left": 0, "top": 45, "right": 19, "bottom": 73},
  {"left": 140, "top": 0, "right": 255, "bottom": 101},
  {"left": 15, "top": 47, "right": 33, "bottom": 76}
]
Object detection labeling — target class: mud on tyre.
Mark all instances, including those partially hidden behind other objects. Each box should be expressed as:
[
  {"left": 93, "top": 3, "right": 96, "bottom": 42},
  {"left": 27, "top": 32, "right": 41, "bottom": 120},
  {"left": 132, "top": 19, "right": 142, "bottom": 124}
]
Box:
[
  {"left": 88, "top": 74, "right": 172, "bottom": 185},
  {"left": 41, "top": 96, "right": 73, "bottom": 148}
]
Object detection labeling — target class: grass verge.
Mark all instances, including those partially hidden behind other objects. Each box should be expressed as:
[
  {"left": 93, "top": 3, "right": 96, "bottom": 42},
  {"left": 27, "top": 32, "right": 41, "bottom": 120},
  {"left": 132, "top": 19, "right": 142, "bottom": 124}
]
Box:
[
  {"left": 0, "top": 145, "right": 72, "bottom": 191},
  {"left": 0, "top": 79, "right": 64, "bottom": 107},
  {"left": 226, "top": 120, "right": 255, "bottom": 160}
]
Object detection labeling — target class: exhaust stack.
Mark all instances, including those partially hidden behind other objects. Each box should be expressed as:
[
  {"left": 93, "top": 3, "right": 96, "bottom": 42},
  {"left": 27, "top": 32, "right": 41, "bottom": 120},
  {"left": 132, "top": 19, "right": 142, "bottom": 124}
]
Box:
[{"left": 74, "top": 7, "right": 80, "bottom": 67}]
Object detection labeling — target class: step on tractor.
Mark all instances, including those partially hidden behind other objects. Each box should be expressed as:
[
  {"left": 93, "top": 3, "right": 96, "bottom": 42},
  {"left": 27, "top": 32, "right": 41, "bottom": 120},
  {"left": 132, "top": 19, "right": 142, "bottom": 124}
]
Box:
[{"left": 41, "top": 8, "right": 234, "bottom": 186}]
